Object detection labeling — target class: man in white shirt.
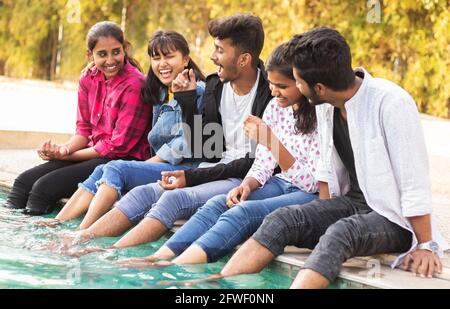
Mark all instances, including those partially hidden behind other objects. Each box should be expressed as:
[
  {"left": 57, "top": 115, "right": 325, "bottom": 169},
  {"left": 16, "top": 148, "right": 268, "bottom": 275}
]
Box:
[{"left": 215, "top": 27, "right": 448, "bottom": 288}]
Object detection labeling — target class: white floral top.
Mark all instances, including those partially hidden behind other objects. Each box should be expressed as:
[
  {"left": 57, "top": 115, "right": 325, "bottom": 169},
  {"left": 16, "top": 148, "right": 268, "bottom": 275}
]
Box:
[{"left": 246, "top": 98, "right": 320, "bottom": 193}]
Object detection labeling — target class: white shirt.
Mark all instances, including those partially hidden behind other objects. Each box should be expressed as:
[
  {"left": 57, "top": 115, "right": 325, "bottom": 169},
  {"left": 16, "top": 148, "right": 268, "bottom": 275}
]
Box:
[
  {"left": 315, "top": 68, "right": 449, "bottom": 267},
  {"left": 199, "top": 69, "right": 260, "bottom": 168},
  {"left": 246, "top": 98, "right": 320, "bottom": 193}
]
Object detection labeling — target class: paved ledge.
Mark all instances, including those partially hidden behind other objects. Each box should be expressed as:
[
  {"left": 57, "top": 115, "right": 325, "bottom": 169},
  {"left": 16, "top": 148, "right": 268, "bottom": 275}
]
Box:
[
  {"left": 0, "top": 131, "right": 72, "bottom": 149},
  {"left": 1, "top": 150, "right": 449, "bottom": 288}
]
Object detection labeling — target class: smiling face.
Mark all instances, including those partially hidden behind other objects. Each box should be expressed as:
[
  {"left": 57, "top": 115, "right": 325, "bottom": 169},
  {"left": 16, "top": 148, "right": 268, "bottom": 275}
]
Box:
[
  {"left": 267, "top": 70, "right": 302, "bottom": 108},
  {"left": 151, "top": 47, "right": 189, "bottom": 86},
  {"left": 209, "top": 38, "right": 241, "bottom": 83},
  {"left": 90, "top": 36, "right": 125, "bottom": 80}
]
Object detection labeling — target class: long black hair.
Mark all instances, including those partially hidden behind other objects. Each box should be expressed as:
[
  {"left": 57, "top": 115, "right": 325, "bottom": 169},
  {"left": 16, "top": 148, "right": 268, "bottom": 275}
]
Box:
[
  {"left": 140, "top": 30, "right": 205, "bottom": 105},
  {"left": 86, "top": 21, "right": 142, "bottom": 72},
  {"left": 266, "top": 42, "right": 317, "bottom": 135}
]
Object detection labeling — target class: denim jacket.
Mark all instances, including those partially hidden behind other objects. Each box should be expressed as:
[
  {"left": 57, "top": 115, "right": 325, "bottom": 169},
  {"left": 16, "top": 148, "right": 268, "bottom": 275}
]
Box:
[{"left": 148, "top": 81, "right": 205, "bottom": 165}]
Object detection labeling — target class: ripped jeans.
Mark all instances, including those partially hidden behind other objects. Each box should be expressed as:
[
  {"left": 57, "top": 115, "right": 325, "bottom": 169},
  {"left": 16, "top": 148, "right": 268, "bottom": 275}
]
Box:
[{"left": 79, "top": 159, "right": 200, "bottom": 199}]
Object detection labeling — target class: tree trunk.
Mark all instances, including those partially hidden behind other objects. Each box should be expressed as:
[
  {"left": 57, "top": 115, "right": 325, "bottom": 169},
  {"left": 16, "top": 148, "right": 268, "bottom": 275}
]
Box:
[
  {"left": 121, "top": 0, "right": 127, "bottom": 32},
  {"left": 0, "top": 60, "right": 5, "bottom": 75}
]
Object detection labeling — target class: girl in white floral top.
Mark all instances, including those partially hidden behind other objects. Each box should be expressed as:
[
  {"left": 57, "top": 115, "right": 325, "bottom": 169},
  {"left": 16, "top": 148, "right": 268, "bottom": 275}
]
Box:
[
  {"left": 117, "top": 42, "right": 322, "bottom": 267},
  {"left": 245, "top": 94, "right": 319, "bottom": 193}
]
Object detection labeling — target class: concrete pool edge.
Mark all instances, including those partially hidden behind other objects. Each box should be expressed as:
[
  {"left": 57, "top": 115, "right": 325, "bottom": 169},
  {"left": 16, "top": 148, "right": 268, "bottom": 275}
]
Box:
[{"left": 1, "top": 182, "right": 450, "bottom": 289}]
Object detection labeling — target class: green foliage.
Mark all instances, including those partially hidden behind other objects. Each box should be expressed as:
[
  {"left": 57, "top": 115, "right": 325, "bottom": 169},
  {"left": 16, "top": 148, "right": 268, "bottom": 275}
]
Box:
[{"left": 0, "top": 0, "right": 448, "bottom": 117}]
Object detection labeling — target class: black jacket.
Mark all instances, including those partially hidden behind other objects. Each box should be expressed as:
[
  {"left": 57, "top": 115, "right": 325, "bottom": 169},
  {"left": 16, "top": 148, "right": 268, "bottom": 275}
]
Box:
[{"left": 176, "top": 61, "right": 274, "bottom": 187}]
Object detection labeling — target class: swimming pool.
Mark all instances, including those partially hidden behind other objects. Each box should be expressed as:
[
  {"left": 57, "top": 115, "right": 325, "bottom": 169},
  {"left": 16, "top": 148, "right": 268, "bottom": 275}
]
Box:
[{"left": 0, "top": 188, "right": 294, "bottom": 289}]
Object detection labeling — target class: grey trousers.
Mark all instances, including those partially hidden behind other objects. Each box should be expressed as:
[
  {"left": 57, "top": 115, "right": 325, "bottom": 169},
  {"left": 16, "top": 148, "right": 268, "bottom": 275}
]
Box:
[{"left": 252, "top": 196, "right": 412, "bottom": 282}]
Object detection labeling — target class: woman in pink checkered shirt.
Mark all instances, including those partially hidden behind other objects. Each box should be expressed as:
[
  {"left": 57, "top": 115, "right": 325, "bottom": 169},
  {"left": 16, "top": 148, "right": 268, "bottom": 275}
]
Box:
[{"left": 6, "top": 21, "right": 151, "bottom": 215}]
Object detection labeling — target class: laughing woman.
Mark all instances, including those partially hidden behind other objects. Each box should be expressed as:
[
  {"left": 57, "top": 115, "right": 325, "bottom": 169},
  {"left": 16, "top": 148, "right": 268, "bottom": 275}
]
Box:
[
  {"left": 41, "top": 30, "right": 206, "bottom": 231},
  {"left": 6, "top": 21, "right": 151, "bottom": 216},
  {"left": 117, "top": 42, "right": 321, "bottom": 267}
]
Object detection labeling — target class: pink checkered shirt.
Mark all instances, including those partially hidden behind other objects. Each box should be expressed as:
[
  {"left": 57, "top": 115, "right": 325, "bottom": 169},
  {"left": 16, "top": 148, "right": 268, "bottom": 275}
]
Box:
[{"left": 76, "top": 61, "right": 151, "bottom": 160}]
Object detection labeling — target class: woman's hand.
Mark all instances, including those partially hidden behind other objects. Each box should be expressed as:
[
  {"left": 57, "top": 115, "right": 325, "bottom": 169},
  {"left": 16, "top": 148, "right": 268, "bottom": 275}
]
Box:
[
  {"left": 171, "top": 69, "right": 197, "bottom": 93},
  {"left": 243, "top": 115, "right": 272, "bottom": 148},
  {"left": 37, "top": 140, "right": 69, "bottom": 161},
  {"left": 226, "top": 183, "right": 252, "bottom": 208}
]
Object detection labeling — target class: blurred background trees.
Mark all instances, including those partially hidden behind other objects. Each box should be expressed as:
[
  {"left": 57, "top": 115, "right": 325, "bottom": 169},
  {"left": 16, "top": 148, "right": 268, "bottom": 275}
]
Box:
[{"left": 0, "top": 0, "right": 448, "bottom": 117}]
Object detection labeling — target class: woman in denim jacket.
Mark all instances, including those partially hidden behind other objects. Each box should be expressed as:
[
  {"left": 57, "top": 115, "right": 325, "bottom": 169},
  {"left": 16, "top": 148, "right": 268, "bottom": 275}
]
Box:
[{"left": 40, "top": 30, "right": 205, "bottom": 231}]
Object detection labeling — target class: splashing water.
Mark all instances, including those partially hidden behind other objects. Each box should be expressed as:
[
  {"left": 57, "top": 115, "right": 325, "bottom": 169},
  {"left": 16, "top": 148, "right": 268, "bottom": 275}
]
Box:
[{"left": 0, "top": 188, "right": 293, "bottom": 289}]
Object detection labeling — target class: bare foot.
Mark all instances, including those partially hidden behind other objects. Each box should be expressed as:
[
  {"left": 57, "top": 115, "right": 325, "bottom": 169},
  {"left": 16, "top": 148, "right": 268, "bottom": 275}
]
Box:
[
  {"left": 37, "top": 231, "right": 93, "bottom": 253},
  {"left": 35, "top": 218, "right": 61, "bottom": 228},
  {"left": 114, "top": 256, "right": 174, "bottom": 268},
  {"left": 65, "top": 245, "right": 115, "bottom": 258},
  {"left": 157, "top": 273, "right": 224, "bottom": 287}
]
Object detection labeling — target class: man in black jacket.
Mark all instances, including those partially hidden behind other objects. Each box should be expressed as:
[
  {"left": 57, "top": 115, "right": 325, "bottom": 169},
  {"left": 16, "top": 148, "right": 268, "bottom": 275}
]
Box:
[{"left": 68, "top": 13, "right": 274, "bottom": 251}]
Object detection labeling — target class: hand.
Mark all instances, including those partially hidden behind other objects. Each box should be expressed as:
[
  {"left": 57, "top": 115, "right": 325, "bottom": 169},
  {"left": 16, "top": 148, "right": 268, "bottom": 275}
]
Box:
[
  {"left": 158, "top": 170, "right": 186, "bottom": 190},
  {"left": 226, "top": 183, "right": 251, "bottom": 208},
  {"left": 37, "top": 140, "right": 69, "bottom": 160},
  {"left": 37, "top": 150, "right": 51, "bottom": 161},
  {"left": 37, "top": 139, "right": 52, "bottom": 160},
  {"left": 402, "top": 249, "right": 442, "bottom": 278},
  {"left": 243, "top": 115, "right": 272, "bottom": 147},
  {"left": 81, "top": 61, "right": 95, "bottom": 75},
  {"left": 171, "top": 69, "right": 197, "bottom": 93}
]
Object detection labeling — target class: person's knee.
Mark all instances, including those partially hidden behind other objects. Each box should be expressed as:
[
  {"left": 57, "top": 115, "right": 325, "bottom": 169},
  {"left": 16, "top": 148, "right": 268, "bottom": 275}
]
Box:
[
  {"left": 320, "top": 217, "right": 358, "bottom": 251},
  {"left": 102, "top": 160, "right": 127, "bottom": 175},
  {"left": 259, "top": 206, "right": 309, "bottom": 239},
  {"left": 204, "top": 194, "right": 227, "bottom": 211},
  {"left": 158, "top": 190, "right": 185, "bottom": 209},
  {"left": 222, "top": 204, "right": 250, "bottom": 225},
  {"left": 29, "top": 175, "right": 52, "bottom": 196},
  {"left": 196, "top": 195, "right": 228, "bottom": 218},
  {"left": 265, "top": 207, "right": 296, "bottom": 225},
  {"left": 26, "top": 177, "right": 55, "bottom": 214},
  {"left": 13, "top": 168, "right": 37, "bottom": 189},
  {"left": 89, "top": 164, "right": 105, "bottom": 178},
  {"left": 128, "top": 184, "right": 153, "bottom": 199},
  {"left": 207, "top": 194, "right": 227, "bottom": 205},
  {"left": 95, "top": 160, "right": 130, "bottom": 191}
]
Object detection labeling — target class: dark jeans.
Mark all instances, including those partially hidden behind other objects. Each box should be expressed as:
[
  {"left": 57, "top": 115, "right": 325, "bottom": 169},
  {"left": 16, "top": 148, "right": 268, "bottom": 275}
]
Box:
[
  {"left": 5, "top": 158, "right": 111, "bottom": 215},
  {"left": 252, "top": 196, "right": 412, "bottom": 282}
]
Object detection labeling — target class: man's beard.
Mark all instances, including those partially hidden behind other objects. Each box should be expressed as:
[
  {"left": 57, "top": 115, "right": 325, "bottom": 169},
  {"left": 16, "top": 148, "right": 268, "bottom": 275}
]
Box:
[{"left": 306, "top": 87, "right": 327, "bottom": 106}]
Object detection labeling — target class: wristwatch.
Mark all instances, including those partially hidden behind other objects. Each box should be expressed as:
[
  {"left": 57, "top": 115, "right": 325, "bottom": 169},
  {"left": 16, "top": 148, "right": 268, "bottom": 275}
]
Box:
[{"left": 417, "top": 240, "right": 439, "bottom": 253}]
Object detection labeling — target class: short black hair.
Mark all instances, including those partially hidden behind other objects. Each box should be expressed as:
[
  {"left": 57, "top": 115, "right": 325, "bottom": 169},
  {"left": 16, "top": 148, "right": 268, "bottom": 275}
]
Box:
[
  {"left": 208, "top": 13, "right": 264, "bottom": 67},
  {"left": 285, "top": 27, "right": 355, "bottom": 91}
]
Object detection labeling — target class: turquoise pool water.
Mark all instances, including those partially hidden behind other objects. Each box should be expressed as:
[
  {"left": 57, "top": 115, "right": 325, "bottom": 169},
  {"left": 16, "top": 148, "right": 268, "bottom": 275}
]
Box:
[{"left": 0, "top": 188, "right": 294, "bottom": 289}]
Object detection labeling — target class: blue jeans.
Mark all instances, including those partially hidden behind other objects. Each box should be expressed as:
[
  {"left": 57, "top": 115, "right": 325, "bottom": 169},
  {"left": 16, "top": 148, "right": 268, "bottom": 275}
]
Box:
[
  {"left": 79, "top": 159, "right": 200, "bottom": 198},
  {"left": 116, "top": 178, "right": 242, "bottom": 227},
  {"left": 164, "top": 176, "right": 318, "bottom": 261}
]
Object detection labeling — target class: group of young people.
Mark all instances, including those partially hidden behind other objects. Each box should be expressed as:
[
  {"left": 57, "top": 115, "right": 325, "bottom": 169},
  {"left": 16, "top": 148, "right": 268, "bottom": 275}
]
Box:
[{"left": 4, "top": 13, "right": 447, "bottom": 288}]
